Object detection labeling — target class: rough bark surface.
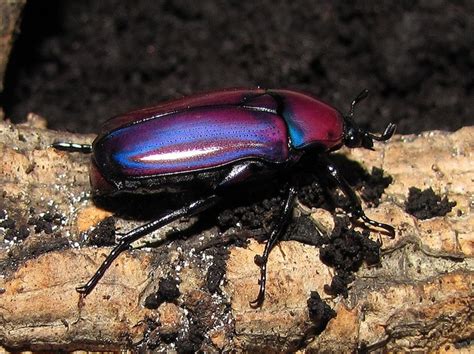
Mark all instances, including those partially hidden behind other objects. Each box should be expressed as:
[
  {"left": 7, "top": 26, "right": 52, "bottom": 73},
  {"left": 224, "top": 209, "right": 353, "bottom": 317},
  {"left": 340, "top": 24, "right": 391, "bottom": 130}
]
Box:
[{"left": 0, "top": 118, "right": 472, "bottom": 352}]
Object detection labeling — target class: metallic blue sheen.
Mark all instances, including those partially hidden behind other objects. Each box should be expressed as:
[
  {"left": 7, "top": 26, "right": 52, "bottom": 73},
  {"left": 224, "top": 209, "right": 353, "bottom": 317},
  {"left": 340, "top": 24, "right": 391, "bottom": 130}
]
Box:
[{"left": 93, "top": 105, "right": 289, "bottom": 177}]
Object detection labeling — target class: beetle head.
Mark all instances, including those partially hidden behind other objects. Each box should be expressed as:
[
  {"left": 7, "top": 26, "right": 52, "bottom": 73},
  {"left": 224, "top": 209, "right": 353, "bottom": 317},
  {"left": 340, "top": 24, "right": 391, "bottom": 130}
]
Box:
[{"left": 343, "top": 89, "right": 396, "bottom": 150}]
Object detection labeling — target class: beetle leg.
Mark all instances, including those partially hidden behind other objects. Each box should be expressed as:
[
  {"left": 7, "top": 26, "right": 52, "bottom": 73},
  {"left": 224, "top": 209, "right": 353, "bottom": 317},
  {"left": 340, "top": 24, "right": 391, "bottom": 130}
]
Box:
[
  {"left": 324, "top": 158, "right": 395, "bottom": 238},
  {"left": 250, "top": 186, "right": 297, "bottom": 308},
  {"left": 217, "top": 161, "right": 262, "bottom": 189},
  {"left": 76, "top": 194, "right": 221, "bottom": 296},
  {"left": 52, "top": 142, "right": 93, "bottom": 153}
]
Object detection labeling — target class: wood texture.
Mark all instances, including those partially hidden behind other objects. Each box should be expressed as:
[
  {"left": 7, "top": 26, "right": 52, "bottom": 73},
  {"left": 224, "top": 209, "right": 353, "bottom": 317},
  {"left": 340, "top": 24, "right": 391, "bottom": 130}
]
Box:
[{"left": 0, "top": 117, "right": 472, "bottom": 351}]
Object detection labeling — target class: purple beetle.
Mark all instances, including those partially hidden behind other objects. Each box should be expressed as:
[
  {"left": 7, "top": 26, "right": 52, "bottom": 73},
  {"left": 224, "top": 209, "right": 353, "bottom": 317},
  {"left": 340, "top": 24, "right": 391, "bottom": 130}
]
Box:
[{"left": 53, "top": 88, "right": 396, "bottom": 306}]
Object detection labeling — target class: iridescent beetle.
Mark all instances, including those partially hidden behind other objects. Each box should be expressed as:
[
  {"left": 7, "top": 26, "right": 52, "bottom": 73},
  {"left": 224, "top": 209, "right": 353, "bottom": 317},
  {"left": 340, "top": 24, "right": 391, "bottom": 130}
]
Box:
[{"left": 54, "top": 88, "right": 396, "bottom": 306}]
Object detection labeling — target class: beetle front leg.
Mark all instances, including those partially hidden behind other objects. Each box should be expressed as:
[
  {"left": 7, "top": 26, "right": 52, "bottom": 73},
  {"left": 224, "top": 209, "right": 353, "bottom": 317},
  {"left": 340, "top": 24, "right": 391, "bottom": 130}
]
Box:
[
  {"left": 323, "top": 157, "right": 395, "bottom": 237},
  {"left": 250, "top": 186, "right": 297, "bottom": 308},
  {"left": 76, "top": 194, "right": 221, "bottom": 296}
]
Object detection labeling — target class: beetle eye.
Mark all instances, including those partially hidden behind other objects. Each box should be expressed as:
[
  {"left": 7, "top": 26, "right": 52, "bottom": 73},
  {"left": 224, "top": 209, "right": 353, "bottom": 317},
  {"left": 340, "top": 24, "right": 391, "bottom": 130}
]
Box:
[{"left": 345, "top": 127, "right": 362, "bottom": 148}]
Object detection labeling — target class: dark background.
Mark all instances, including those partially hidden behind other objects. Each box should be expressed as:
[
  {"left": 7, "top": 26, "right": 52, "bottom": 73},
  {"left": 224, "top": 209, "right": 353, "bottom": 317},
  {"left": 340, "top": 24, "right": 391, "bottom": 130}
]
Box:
[{"left": 1, "top": 0, "right": 473, "bottom": 135}]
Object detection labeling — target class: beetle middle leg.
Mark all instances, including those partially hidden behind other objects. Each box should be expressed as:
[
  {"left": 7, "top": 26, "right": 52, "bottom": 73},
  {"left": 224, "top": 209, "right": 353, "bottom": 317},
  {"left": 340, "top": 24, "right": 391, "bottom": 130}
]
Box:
[
  {"left": 76, "top": 194, "right": 221, "bottom": 296},
  {"left": 250, "top": 186, "right": 297, "bottom": 308},
  {"left": 323, "top": 156, "right": 395, "bottom": 237}
]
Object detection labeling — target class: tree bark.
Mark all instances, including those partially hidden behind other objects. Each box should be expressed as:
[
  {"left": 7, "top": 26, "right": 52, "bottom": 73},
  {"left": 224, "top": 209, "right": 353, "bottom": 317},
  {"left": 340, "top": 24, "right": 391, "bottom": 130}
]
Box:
[{"left": 0, "top": 117, "right": 472, "bottom": 352}]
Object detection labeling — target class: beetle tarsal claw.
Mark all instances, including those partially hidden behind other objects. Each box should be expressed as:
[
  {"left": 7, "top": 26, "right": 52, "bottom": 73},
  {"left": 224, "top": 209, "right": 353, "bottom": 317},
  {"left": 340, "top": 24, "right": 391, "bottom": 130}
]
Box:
[
  {"left": 383, "top": 225, "right": 396, "bottom": 238},
  {"left": 360, "top": 214, "right": 396, "bottom": 238},
  {"left": 249, "top": 291, "right": 265, "bottom": 308},
  {"left": 76, "top": 285, "right": 88, "bottom": 294}
]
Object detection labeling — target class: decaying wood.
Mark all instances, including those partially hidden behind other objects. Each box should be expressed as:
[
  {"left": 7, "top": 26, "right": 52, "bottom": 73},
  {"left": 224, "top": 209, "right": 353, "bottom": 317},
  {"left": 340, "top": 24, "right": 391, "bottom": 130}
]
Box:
[{"left": 0, "top": 117, "right": 472, "bottom": 352}]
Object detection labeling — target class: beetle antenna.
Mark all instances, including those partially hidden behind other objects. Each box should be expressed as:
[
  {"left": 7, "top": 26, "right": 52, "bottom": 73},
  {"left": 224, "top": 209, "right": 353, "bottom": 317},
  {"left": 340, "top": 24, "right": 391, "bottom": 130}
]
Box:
[
  {"left": 348, "top": 89, "right": 369, "bottom": 119},
  {"left": 367, "top": 122, "right": 397, "bottom": 141}
]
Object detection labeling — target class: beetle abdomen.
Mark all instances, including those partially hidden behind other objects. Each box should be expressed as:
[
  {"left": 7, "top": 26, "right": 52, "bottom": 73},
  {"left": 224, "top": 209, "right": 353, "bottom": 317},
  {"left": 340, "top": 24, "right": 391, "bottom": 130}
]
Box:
[{"left": 93, "top": 106, "right": 289, "bottom": 177}]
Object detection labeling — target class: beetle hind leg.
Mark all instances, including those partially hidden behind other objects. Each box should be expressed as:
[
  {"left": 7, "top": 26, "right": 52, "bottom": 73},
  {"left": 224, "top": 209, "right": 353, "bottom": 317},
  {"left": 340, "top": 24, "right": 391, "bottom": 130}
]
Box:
[
  {"left": 52, "top": 142, "right": 93, "bottom": 153},
  {"left": 250, "top": 186, "right": 297, "bottom": 308},
  {"left": 76, "top": 194, "right": 221, "bottom": 296}
]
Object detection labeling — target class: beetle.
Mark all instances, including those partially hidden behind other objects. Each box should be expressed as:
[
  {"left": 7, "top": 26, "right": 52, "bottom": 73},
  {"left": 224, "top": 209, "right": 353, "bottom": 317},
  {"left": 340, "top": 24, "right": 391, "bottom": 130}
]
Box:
[{"left": 53, "top": 88, "right": 396, "bottom": 307}]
